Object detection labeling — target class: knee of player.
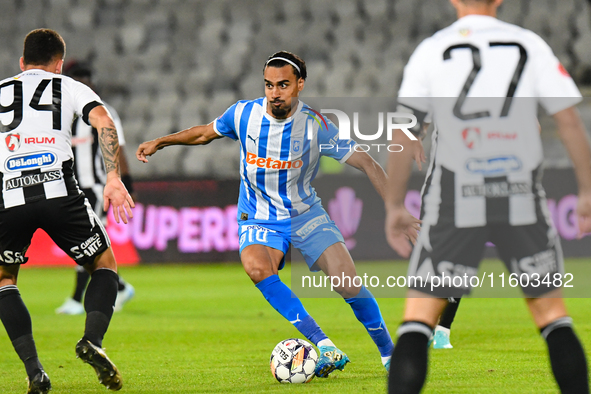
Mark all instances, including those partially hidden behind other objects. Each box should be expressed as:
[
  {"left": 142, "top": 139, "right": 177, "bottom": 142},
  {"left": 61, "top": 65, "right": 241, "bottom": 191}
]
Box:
[
  {"left": 0, "top": 272, "right": 18, "bottom": 286},
  {"left": 333, "top": 283, "right": 361, "bottom": 299},
  {"left": 89, "top": 248, "right": 118, "bottom": 273},
  {"left": 244, "top": 266, "right": 275, "bottom": 284}
]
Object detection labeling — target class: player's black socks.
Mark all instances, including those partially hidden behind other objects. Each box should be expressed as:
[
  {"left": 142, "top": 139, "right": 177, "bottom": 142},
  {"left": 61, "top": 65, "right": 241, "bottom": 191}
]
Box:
[
  {"left": 438, "top": 297, "right": 461, "bottom": 329},
  {"left": 0, "top": 286, "right": 44, "bottom": 378},
  {"left": 83, "top": 268, "right": 118, "bottom": 348},
  {"left": 13, "top": 334, "right": 44, "bottom": 379},
  {"left": 73, "top": 269, "right": 91, "bottom": 302},
  {"left": 541, "top": 317, "right": 589, "bottom": 394},
  {"left": 388, "top": 321, "right": 432, "bottom": 394}
]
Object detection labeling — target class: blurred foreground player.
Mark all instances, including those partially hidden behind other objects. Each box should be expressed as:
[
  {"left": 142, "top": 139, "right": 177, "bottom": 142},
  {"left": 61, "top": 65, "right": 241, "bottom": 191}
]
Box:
[
  {"left": 137, "top": 51, "right": 420, "bottom": 375},
  {"left": 55, "top": 60, "right": 135, "bottom": 315},
  {"left": 385, "top": 0, "right": 591, "bottom": 393},
  {"left": 0, "top": 29, "right": 134, "bottom": 393}
]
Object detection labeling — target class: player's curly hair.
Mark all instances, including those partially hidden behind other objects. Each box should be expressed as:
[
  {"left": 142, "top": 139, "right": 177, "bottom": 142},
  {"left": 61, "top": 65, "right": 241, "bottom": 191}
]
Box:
[
  {"left": 23, "top": 29, "right": 66, "bottom": 66},
  {"left": 264, "top": 51, "right": 307, "bottom": 80}
]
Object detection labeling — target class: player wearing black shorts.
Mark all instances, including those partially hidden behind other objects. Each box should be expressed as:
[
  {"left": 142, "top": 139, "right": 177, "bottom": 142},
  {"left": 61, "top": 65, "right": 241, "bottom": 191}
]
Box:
[
  {"left": 385, "top": 0, "right": 591, "bottom": 393},
  {"left": 0, "top": 29, "right": 134, "bottom": 393}
]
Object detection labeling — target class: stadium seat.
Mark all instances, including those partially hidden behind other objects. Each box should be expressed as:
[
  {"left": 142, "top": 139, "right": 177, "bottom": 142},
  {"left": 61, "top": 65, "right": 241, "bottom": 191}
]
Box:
[
  {"left": 69, "top": 4, "right": 95, "bottom": 30},
  {"left": 182, "top": 147, "right": 215, "bottom": 176},
  {"left": 119, "top": 25, "right": 146, "bottom": 54},
  {"left": 151, "top": 145, "right": 188, "bottom": 175},
  {"left": 0, "top": 0, "right": 589, "bottom": 178}
]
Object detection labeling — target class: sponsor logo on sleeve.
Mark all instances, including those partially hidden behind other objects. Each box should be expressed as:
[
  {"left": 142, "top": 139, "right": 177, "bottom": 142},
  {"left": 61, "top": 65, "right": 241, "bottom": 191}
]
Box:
[
  {"left": 5, "top": 152, "right": 57, "bottom": 171},
  {"left": 465, "top": 155, "right": 522, "bottom": 176}
]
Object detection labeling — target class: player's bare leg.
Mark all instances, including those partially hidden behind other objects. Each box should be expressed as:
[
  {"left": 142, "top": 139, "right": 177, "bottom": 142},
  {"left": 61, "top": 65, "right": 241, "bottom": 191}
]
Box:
[
  {"left": 0, "top": 264, "right": 51, "bottom": 393},
  {"left": 316, "top": 242, "right": 394, "bottom": 370},
  {"left": 526, "top": 290, "right": 589, "bottom": 394},
  {"left": 241, "top": 244, "right": 282, "bottom": 284},
  {"left": 388, "top": 294, "right": 448, "bottom": 394},
  {"left": 315, "top": 242, "right": 359, "bottom": 298},
  {"left": 75, "top": 247, "right": 122, "bottom": 391}
]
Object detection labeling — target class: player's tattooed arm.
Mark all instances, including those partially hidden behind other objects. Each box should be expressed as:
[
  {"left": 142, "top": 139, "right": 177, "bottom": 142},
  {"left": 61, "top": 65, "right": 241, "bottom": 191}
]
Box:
[
  {"left": 98, "top": 121, "right": 121, "bottom": 174},
  {"left": 88, "top": 105, "right": 121, "bottom": 175},
  {"left": 88, "top": 104, "right": 134, "bottom": 223}
]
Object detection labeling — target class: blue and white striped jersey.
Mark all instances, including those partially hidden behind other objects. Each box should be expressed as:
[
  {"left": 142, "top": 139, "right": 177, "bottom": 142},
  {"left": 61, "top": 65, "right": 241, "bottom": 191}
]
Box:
[{"left": 213, "top": 97, "right": 355, "bottom": 221}]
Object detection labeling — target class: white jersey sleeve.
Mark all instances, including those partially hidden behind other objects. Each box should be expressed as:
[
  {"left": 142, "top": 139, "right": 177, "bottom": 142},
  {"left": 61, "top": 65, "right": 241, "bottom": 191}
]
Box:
[
  {"left": 397, "top": 39, "right": 433, "bottom": 113},
  {"left": 65, "top": 78, "right": 103, "bottom": 125},
  {"left": 529, "top": 34, "right": 582, "bottom": 115}
]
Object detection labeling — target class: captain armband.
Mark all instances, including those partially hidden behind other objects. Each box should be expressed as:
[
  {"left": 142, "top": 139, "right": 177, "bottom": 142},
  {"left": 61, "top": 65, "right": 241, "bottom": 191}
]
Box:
[{"left": 396, "top": 103, "right": 429, "bottom": 140}]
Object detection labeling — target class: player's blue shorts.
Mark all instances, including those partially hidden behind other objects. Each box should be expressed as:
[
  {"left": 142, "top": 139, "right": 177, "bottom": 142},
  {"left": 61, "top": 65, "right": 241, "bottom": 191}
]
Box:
[{"left": 238, "top": 204, "right": 345, "bottom": 271}]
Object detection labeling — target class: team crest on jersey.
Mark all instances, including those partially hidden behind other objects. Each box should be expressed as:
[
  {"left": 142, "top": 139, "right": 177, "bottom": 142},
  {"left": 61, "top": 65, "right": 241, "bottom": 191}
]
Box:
[
  {"left": 459, "top": 28, "right": 471, "bottom": 37},
  {"left": 461, "top": 127, "right": 481, "bottom": 149},
  {"left": 5, "top": 133, "right": 21, "bottom": 152},
  {"left": 292, "top": 139, "right": 302, "bottom": 153}
]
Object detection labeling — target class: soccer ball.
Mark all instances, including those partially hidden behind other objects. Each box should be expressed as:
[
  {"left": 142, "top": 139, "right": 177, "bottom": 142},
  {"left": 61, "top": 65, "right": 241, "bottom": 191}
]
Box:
[{"left": 270, "top": 338, "right": 318, "bottom": 383}]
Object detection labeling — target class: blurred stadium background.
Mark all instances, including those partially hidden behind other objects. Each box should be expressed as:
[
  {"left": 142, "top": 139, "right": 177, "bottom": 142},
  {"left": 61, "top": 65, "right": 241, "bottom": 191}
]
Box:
[
  {"left": 1, "top": 2, "right": 591, "bottom": 392},
  {"left": 1, "top": 0, "right": 591, "bottom": 179},
  {"left": 0, "top": 0, "right": 590, "bottom": 265}
]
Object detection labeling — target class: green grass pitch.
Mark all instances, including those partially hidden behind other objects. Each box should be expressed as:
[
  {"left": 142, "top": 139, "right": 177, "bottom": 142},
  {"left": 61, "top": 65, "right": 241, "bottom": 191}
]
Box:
[{"left": 1, "top": 261, "right": 590, "bottom": 393}]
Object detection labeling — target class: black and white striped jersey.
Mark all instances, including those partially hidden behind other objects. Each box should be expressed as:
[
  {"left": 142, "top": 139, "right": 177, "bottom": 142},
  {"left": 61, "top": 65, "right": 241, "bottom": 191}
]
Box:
[
  {"left": 398, "top": 15, "right": 582, "bottom": 228},
  {"left": 0, "top": 69, "right": 103, "bottom": 209}
]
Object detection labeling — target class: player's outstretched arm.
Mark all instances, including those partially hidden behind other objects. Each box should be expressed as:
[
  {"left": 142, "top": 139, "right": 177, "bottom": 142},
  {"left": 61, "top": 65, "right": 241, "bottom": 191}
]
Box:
[
  {"left": 384, "top": 133, "right": 421, "bottom": 258},
  {"left": 554, "top": 106, "right": 591, "bottom": 235},
  {"left": 136, "top": 122, "right": 220, "bottom": 163},
  {"left": 88, "top": 105, "right": 135, "bottom": 224}
]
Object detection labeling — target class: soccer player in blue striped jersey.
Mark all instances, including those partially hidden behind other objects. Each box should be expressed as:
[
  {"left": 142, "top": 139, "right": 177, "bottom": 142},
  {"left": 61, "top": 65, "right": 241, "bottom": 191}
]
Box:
[{"left": 137, "top": 51, "right": 420, "bottom": 376}]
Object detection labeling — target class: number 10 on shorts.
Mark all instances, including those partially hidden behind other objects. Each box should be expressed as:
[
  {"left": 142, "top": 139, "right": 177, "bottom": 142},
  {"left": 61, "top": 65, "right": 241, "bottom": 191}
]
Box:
[{"left": 240, "top": 225, "right": 270, "bottom": 247}]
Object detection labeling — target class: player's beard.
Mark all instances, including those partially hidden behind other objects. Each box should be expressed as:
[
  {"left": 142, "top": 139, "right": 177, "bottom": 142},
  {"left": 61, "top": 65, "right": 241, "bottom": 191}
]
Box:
[{"left": 271, "top": 101, "right": 291, "bottom": 118}]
